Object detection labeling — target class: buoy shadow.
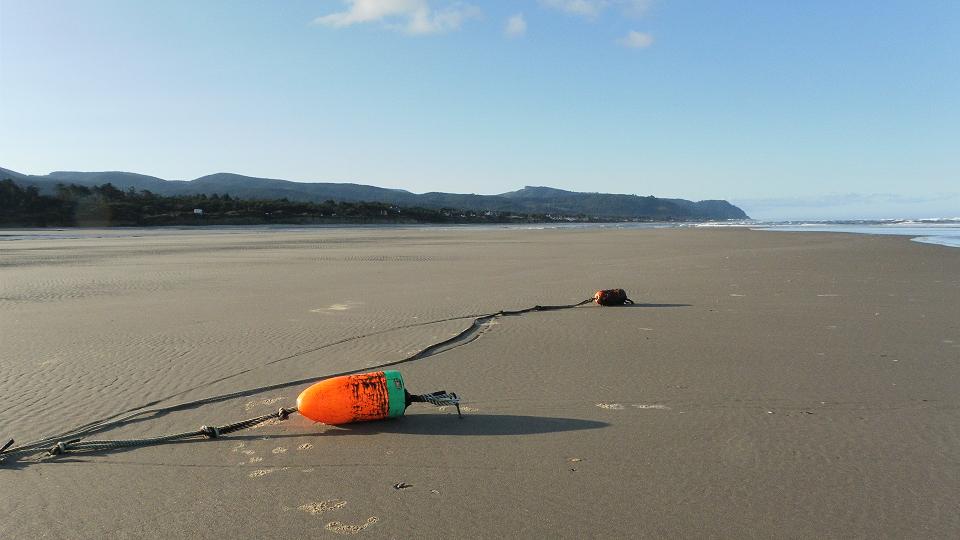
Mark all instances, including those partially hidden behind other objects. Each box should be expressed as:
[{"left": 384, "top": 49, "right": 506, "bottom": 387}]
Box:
[
  {"left": 624, "top": 303, "right": 691, "bottom": 308},
  {"left": 325, "top": 414, "right": 609, "bottom": 437}
]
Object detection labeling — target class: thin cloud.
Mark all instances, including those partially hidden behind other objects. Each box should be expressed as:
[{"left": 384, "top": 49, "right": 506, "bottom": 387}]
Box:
[
  {"left": 505, "top": 13, "right": 527, "bottom": 37},
  {"left": 622, "top": 0, "right": 653, "bottom": 17},
  {"left": 619, "top": 30, "right": 653, "bottom": 48},
  {"left": 733, "top": 193, "right": 960, "bottom": 221},
  {"left": 314, "top": 0, "right": 479, "bottom": 35},
  {"left": 539, "top": 0, "right": 652, "bottom": 18},
  {"left": 734, "top": 193, "right": 960, "bottom": 209},
  {"left": 539, "top": 0, "right": 604, "bottom": 18}
]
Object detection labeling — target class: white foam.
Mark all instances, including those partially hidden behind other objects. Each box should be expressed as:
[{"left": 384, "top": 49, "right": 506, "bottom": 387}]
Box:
[
  {"left": 911, "top": 235, "right": 960, "bottom": 249},
  {"left": 752, "top": 222, "right": 960, "bottom": 249}
]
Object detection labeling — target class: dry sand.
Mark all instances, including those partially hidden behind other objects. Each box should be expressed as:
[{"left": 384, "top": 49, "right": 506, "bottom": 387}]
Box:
[{"left": 1, "top": 226, "right": 958, "bottom": 538}]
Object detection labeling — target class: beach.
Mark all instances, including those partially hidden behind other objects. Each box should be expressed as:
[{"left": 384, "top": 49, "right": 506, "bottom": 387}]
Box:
[{"left": 1, "top": 226, "right": 958, "bottom": 538}]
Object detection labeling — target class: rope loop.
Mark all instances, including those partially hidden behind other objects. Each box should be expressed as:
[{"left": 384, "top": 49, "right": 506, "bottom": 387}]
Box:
[{"left": 2, "top": 293, "right": 599, "bottom": 465}]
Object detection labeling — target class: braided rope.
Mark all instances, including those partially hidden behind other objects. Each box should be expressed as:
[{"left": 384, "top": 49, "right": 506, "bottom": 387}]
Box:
[
  {"left": 413, "top": 392, "right": 461, "bottom": 407},
  {"left": 21, "top": 407, "right": 297, "bottom": 460},
  {"left": 3, "top": 296, "right": 595, "bottom": 465},
  {"left": 410, "top": 392, "right": 462, "bottom": 418}
]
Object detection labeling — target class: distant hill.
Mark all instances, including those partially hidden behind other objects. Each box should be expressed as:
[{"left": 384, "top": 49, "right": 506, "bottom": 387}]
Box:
[
  {"left": 0, "top": 167, "right": 28, "bottom": 180},
  {"left": 2, "top": 167, "right": 748, "bottom": 220}
]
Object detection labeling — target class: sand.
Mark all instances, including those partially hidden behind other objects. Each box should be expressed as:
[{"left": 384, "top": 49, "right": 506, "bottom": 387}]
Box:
[{"left": 1, "top": 226, "right": 958, "bottom": 538}]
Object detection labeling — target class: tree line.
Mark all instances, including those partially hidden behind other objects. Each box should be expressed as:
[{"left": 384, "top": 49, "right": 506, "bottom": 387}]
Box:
[{"left": 0, "top": 179, "right": 582, "bottom": 226}]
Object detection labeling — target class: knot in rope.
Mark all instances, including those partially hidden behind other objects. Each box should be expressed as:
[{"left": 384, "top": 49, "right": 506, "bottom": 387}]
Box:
[
  {"left": 199, "top": 425, "right": 220, "bottom": 438},
  {"left": 49, "top": 441, "right": 70, "bottom": 456}
]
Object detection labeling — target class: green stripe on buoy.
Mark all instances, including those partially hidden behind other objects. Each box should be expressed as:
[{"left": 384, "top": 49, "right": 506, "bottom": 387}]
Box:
[{"left": 384, "top": 370, "right": 407, "bottom": 418}]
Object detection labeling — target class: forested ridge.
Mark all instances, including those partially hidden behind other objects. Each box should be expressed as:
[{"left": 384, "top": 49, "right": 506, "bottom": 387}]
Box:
[
  {"left": 0, "top": 179, "right": 607, "bottom": 226},
  {"left": 3, "top": 166, "right": 749, "bottom": 221}
]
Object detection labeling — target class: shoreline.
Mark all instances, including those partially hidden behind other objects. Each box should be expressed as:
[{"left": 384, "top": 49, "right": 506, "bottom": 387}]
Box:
[{"left": 2, "top": 220, "right": 959, "bottom": 247}]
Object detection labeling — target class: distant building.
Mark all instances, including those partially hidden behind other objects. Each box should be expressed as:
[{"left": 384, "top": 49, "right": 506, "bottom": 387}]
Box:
[{"left": 193, "top": 208, "right": 203, "bottom": 215}]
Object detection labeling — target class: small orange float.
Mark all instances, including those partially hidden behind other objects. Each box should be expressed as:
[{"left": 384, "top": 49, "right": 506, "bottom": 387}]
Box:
[{"left": 593, "top": 288, "right": 634, "bottom": 306}]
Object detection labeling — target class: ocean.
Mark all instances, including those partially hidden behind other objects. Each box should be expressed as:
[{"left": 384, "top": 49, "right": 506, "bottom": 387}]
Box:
[
  {"left": 745, "top": 219, "right": 960, "bottom": 249},
  {"left": 3, "top": 219, "right": 959, "bottom": 248}
]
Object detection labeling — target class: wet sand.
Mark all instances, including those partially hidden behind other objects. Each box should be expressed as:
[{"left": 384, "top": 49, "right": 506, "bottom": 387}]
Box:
[{"left": 1, "top": 227, "right": 958, "bottom": 538}]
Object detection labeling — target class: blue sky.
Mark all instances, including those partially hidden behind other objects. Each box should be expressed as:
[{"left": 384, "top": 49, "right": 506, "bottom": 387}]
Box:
[{"left": 1, "top": 0, "right": 957, "bottom": 219}]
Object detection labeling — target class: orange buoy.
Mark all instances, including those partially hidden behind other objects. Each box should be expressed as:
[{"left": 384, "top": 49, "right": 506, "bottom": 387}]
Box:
[{"left": 297, "top": 371, "right": 408, "bottom": 425}]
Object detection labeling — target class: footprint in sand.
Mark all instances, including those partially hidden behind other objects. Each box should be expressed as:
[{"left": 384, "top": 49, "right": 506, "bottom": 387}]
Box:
[
  {"left": 249, "top": 469, "right": 274, "bottom": 478},
  {"left": 298, "top": 499, "right": 347, "bottom": 515},
  {"left": 250, "top": 418, "right": 283, "bottom": 430},
  {"left": 249, "top": 456, "right": 263, "bottom": 463},
  {"left": 272, "top": 447, "right": 288, "bottom": 454},
  {"left": 310, "top": 301, "right": 362, "bottom": 313},
  {"left": 438, "top": 405, "right": 479, "bottom": 413},
  {"left": 298, "top": 443, "right": 314, "bottom": 451},
  {"left": 244, "top": 396, "right": 285, "bottom": 411},
  {"left": 597, "top": 402, "right": 670, "bottom": 410},
  {"left": 326, "top": 517, "right": 379, "bottom": 535},
  {"left": 595, "top": 403, "right": 625, "bottom": 410}
]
